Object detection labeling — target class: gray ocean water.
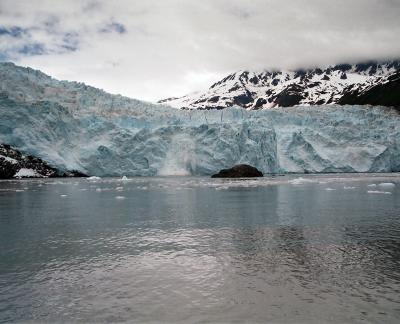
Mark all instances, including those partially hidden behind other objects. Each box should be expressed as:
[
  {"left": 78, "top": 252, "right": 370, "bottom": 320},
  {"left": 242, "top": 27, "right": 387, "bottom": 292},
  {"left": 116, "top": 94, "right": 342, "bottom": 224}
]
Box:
[{"left": 0, "top": 174, "right": 400, "bottom": 323}]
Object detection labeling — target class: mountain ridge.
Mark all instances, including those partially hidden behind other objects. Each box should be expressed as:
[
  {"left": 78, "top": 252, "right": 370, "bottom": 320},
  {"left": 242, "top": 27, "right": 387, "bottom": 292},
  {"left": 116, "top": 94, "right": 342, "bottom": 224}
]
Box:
[{"left": 159, "top": 60, "right": 400, "bottom": 110}]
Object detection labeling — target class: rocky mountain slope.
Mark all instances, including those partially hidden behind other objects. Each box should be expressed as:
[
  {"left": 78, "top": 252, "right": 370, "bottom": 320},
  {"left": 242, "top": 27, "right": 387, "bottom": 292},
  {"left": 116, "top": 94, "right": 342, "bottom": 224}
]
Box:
[
  {"left": 0, "top": 144, "right": 86, "bottom": 178},
  {"left": 159, "top": 60, "right": 400, "bottom": 110}
]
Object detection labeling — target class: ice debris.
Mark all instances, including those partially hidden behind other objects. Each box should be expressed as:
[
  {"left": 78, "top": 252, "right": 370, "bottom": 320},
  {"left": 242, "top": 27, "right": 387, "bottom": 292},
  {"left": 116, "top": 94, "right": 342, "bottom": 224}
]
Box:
[{"left": 367, "top": 190, "right": 392, "bottom": 195}]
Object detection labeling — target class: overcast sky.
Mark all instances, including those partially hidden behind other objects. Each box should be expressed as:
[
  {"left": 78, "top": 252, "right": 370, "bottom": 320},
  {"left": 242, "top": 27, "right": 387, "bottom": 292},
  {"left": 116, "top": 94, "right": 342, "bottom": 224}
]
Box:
[{"left": 1, "top": 0, "right": 400, "bottom": 102}]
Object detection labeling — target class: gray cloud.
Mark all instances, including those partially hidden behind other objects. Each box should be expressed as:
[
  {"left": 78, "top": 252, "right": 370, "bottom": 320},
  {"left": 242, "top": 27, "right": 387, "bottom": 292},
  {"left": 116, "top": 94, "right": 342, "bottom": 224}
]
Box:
[
  {"left": 0, "top": 0, "right": 399, "bottom": 101},
  {"left": 99, "top": 22, "right": 127, "bottom": 34}
]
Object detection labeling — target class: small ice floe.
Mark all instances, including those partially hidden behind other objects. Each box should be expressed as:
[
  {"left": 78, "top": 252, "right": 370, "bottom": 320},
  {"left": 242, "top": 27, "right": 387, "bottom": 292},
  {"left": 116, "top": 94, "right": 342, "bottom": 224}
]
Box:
[
  {"left": 367, "top": 190, "right": 392, "bottom": 195},
  {"left": 121, "top": 176, "right": 129, "bottom": 181},
  {"left": 378, "top": 183, "right": 396, "bottom": 188},
  {"left": 289, "top": 177, "right": 314, "bottom": 185},
  {"left": 115, "top": 196, "right": 126, "bottom": 200},
  {"left": 325, "top": 188, "right": 336, "bottom": 191},
  {"left": 87, "top": 176, "right": 101, "bottom": 181},
  {"left": 15, "top": 189, "right": 24, "bottom": 192},
  {"left": 96, "top": 188, "right": 102, "bottom": 192},
  {"left": 344, "top": 186, "right": 356, "bottom": 190},
  {"left": 215, "top": 186, "right": 229, "bottom": 190},
  {"left": 60, "top": 194, "right": 67, "bottom": 197},
  {"left": 115, "top": 186, "right": 124, "bottom": 191},
  {"left": 367, "top": 184, "right": 377, "bottom": 187}
]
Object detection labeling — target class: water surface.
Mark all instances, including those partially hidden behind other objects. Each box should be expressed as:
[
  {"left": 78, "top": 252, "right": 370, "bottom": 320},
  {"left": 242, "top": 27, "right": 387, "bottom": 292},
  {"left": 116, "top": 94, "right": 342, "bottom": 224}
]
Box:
[{"left": 0, "top": 174, "right": 400, "bottom": 323}]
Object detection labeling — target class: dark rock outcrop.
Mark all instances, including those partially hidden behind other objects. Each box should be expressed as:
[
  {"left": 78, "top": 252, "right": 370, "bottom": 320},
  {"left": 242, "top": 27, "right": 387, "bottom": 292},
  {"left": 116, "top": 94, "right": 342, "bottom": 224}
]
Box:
[
  {"left": 0, "top": 144, "right": 87, "bottom": 179},
  {"left": 339, "top": 72, "right": 400, "bottom": 109},
  {"left": 274, "top": 84, "right": 305, "bottom": 107},
  {"left": 211, "top": 164, "right": 263, "bottom": 178}
]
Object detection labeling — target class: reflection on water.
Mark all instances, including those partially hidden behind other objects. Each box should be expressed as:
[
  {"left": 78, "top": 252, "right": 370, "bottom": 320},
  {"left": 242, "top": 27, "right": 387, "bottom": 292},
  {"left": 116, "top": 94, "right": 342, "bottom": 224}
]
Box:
[{"left": 0, "top": 174, "right": 400, "bottom": 323}]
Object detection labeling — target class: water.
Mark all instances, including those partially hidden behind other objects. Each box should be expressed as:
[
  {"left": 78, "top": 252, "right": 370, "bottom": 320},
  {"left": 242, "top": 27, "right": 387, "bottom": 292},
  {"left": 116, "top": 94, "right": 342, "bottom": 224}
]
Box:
[{"left": 0, "top": 174, "right": 400, "bottom": 323}]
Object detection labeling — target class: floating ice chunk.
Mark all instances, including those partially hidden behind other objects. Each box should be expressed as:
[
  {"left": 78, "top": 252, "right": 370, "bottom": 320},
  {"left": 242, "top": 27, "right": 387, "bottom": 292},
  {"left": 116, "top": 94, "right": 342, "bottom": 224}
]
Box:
[
  {"left": 14, "top": 168, "right": 39, "bottom": 178},
  {"left": 344, "top": 186, "right": 356, "bottom": 190},
  {"left": 87, "top": 176, "right": 101, "bottom": 181},
  {"left": 367, "top": 190, "right": 392, "bottom": 195},
  {"left": 60, "top": 194, "right": 67, "bottom": 197},
  {"left": 15, "top": 189, "right": 24, "bottom": 192},
  {"left": 96, "top": 188, "right": 102, "bottom": 192},
  {"left": 367, "top": 184, "right": 377, "bottom": 187},
  {"left": 115, "top": 196, "right": 126, "bottom": 200},
  {"left": 378, "top": 183, "right": 396, "bottom": 188},
  {"left": 115, "top": 186, "right": 124, "bottom": 191},
  {"left": 289, "top": 177, "right": 314, "bottom": 185},
  {"left": 121, "top": 176, "right": 129, "bottom": 181},
  {"left": 325, "top": 188, "right": 336, "bottom": 191}
]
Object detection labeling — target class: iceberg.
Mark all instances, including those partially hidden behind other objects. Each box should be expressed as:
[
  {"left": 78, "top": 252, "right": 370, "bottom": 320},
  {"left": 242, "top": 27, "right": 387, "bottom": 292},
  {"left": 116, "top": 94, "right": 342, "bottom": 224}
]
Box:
[
  {"left": 0, "top": 62, "right": 399, "bottom": 176},
  {"left": 378, "top": 182, "right": 396, "bottom": 188}
]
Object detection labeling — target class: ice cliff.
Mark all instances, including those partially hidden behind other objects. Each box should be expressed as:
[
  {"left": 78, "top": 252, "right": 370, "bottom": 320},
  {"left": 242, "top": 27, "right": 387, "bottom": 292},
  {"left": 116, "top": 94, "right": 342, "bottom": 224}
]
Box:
[{"left": 0, "top": 62, "right": 399, "bottom": 176}]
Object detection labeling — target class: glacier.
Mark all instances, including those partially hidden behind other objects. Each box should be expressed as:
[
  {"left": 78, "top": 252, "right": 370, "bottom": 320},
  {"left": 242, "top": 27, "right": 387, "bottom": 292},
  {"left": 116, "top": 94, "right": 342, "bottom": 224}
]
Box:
[{"left": 0, "top": 62, "right": 399, "bottom": 176}]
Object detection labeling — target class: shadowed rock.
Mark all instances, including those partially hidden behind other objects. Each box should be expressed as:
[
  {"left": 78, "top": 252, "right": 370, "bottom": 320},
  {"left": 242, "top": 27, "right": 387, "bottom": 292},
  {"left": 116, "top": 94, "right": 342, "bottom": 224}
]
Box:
[
  {"left": 211, "top": 164, "right": 263, "bottom": 178},
  {"left": 0, "top": 143, "right": 88, "bottom": 179}
]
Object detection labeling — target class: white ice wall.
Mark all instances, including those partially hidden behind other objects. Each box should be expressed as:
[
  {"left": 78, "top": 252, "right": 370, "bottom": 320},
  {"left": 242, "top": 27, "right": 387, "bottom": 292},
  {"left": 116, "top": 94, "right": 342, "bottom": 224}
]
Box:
[{"left": 0, "top": 63, "right": 399, "bottom": 176}]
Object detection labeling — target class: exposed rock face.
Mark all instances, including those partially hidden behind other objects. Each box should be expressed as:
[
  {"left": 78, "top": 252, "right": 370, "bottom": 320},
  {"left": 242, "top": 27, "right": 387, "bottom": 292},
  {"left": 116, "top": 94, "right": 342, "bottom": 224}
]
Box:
[
  {"left": 211, "top": 164, "right": 263, "bottom": 178},
  {"left": 159, "top": 60, "right": 400, "bottom": 110},
  {"left": 0, "top": 144, "right": 87, "bottom": 179},
  {"left": 339, "top": 71, "right": 400, "bottom": 110}
]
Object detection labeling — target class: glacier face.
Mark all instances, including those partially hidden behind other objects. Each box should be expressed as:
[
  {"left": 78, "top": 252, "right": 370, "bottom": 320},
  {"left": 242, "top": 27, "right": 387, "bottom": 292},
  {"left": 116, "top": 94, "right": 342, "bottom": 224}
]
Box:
[{"left": 0, "top": 62, "right": 399, "bottom": 176}]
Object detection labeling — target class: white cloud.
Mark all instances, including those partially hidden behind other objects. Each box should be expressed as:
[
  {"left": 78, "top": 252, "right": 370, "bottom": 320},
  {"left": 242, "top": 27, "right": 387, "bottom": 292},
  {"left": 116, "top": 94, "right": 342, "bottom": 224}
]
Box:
[{"left": 0, "top": 0, "right": 399, "bottom": 101}]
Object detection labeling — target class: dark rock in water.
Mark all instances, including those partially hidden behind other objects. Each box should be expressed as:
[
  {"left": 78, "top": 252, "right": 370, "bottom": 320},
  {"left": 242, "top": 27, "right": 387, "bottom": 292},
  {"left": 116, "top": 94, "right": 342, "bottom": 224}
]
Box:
[
  {"left": 211, "top": 164, "right": 263, "bottom": 178},
  {"left": 0, "top": 143, "right": 88, "bottom": 179}
]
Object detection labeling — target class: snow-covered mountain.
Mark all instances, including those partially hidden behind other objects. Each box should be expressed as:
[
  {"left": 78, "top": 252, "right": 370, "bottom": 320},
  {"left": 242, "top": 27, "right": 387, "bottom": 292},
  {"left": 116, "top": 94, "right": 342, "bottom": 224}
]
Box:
[
  {"left": 0, "top": 62, "right": 399, "bottom": 176},
  {"left": 159, "top": 61, "right": 400, "bottom": 110}
]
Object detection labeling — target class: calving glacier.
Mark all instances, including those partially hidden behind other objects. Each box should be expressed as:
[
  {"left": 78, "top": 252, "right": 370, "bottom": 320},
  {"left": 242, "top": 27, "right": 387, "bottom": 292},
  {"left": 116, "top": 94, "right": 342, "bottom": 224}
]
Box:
[{"left": 0, "top": 62, "right": 399, "bottom": 176}]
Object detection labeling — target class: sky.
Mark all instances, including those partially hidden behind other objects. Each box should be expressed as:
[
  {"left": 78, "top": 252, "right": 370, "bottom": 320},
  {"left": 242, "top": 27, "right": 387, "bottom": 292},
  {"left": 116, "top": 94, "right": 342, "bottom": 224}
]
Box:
[{"left": 0, "top": 0, "right": 400, "bottom": 102}]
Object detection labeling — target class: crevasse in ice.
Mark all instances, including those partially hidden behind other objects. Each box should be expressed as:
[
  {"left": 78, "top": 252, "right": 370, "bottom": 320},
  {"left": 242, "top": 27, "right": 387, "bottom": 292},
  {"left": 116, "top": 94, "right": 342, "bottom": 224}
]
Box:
[{"left": 0, "top": 62, "right": 399, "bottom": 176}]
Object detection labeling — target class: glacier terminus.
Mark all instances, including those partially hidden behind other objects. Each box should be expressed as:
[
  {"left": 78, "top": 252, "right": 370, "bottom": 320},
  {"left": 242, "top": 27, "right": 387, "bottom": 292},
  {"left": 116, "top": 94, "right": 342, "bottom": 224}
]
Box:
[{"left": 0, "top": 62, "right": 399, "bottom": 177}]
